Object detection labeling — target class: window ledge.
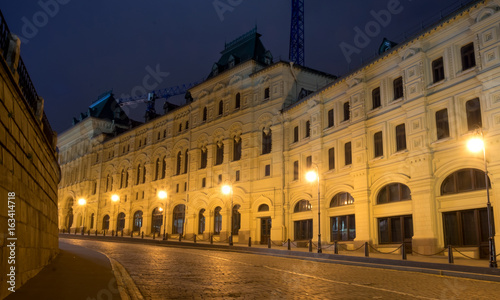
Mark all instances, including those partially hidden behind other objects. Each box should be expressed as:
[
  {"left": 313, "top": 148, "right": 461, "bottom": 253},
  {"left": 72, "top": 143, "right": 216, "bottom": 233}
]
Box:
[
  {"left": 370, "top": 155, "right": 384, "bottom": 162},
  {"left": 428, "top": 79, "right": 445, "bottom": 89},
  {"left": 392, "top": 149, "right": 408, "bottom": 156},
  {"left": 391, "top": 97, "right": 403, "bottom": 104},
  {"left": 431, "top": 136, "right": 453, "bottom": 145},
  {"left": 456, "top": 66, "right": 477, "bottom": 77}
]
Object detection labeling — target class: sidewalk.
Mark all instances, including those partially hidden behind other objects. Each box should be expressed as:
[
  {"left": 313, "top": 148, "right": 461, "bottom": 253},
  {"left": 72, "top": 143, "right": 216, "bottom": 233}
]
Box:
[
  {"left": 59, "top": 232, "right": 500, "bottom": 282},
  {"left": 5, "top": 241, "right": 121, "bottom": 300}
]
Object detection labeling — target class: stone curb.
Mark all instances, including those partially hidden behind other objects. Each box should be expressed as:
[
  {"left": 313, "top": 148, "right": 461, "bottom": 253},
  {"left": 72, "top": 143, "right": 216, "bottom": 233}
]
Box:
[
  {"left": 109, "top": 257, "right": 144, "bottom": 300},
  {"left": 60, "top": 234, "right": 500, "bottom": 283}
]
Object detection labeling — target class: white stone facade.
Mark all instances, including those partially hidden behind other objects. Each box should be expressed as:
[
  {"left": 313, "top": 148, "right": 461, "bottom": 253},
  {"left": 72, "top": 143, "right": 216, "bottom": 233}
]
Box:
[{"left": 59, "top": 0, "right": 500, "bottom": 257}]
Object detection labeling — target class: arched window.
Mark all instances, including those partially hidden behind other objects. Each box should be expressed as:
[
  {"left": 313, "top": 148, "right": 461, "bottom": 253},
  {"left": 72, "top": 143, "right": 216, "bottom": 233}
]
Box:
[
  {"left": 184, "top": 149, "right": 189, "bottom": 174},
  {"left": 155, "top": 158, "right": 160, "bottom": 181},
  {"left": 377, "top": 183, "right": 411, "bottom": 204},
  {"left": 218, "top": 100, "right": 223, "bottom": 116},
  {"left": 198, "top": 209, "right": 206, "bottom": 234},
  {"left": 176, "top": 151, "right": 182, "bottom": 175},
  {"left": 294, "top": 200, "right": 312, "bottom": 213},
  {"left": 151, "top": 208, "right": 163, "bottom": 234},
  {"left": 258, "top": 204, "right": 269, "bottom": 212},
  {"left": 233, "top": 137, "right": 241, "bottom": 161},
  {"left": 330, "top": 192, "right": 354, "bottom": 207},
  {"left": 214, "top": 206, "right": 222, "bottom": 235},
  {"left": 142, "top": 165, "right": 146, "bottom": 183},
  {"left": 200, "top": 148, "right": 207, "bottom": 169},
  {"left": 235, "top": 93, "right": 241, "bottom": 109},
  {"left": 172, "top": 205, "right": 185, "bottom": 235},
  {"left": 102, "top": 215, "right": 110, "bottom": 230},
  {"left": 125, "top": 171, "right": 129, "bottom": 188},
  {"left": 116, "top": 212, "right": 125, "bottom": 231},
  {"left": 90, "top": 213, "right": 94, "bottom": 229},
  {"left": 133, "top": 211, "right": 143, "bottom": 231},
  {"left": 441, "top": 168, "right": 490, "bottom": 195},
  {"left": 203, "top": 107, "right": 207, "bottom": 122},
  {"left": 215, "top": 142, "right": 224, "bottom": 165},
  {"left": 106, "top": 174, "right": 110, "bottom": 191},
  {"left": 67, "top": 208, "right": 73, "bottom": 229},
  {"left": 120, "top": 170, "right": 124, "bottom": 189},
  {"left": 161, "top": 156, "right": 167, "bottom": 179},
  {"left": 262, "top": 128, "right": 272, "bottom": 154},
  {"left": 232, "top": 205, "right": 241, "bottom": 235}
]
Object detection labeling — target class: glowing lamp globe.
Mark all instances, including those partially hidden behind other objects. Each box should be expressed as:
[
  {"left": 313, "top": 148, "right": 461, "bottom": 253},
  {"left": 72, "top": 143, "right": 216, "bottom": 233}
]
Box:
[
  {"left": 305, "top": 170, "right": 318, "bottom": 182},
  {"left": 467, "top": 137, "right": 484, "bottom": 153}
]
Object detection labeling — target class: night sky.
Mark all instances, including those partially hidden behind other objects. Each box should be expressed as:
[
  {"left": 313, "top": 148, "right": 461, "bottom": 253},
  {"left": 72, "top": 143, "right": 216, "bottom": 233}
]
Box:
[{"left": 1, "top": 0, "right": 469, "bottom": 134}]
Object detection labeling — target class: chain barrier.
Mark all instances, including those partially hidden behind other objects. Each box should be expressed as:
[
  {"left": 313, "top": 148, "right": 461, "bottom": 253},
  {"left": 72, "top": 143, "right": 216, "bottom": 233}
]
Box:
[
  {"left": 271, "top": 240, "right": 287, "bottom": 247},
  {"left": 213, "top": 236, "right": 229, "bottom": 243},
  {"left": 338, "top": 243, "right": 365, "bottom": 252},
  {"left": 321, "top": 243, "right": 335, "bottom": 249},
  {"left": 290, "top": 241, "right": 298, "bottom": 247},
  {"left": 411, "top": 248, "right": 447, "bottom": 256},
  {"left": 368, "top": 243, "right": 403, "bottom": 254},
  {"left": 452, "top": 247, "right": 480, "bottom": 260}
]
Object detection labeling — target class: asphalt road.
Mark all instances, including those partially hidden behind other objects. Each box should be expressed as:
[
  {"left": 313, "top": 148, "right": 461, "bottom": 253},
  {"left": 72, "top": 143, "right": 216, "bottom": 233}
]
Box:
[{"left": 61, "top": 239, "right": 500, "bottom": 299}]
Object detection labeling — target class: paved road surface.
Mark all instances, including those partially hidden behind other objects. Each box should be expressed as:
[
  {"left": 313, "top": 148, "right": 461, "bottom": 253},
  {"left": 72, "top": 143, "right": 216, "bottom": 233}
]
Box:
[{"left": 61, "top": 239, "right": 500, "bottom": 299}]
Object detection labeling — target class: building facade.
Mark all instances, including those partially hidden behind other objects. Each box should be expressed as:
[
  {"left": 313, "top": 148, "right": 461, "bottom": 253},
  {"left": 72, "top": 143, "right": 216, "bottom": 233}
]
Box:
[
  {"left": 59, "top": 0, "right": 500, "bottom": 258},
  {"left": 0, "top": 11, "right": 60, "bottom": 298}
]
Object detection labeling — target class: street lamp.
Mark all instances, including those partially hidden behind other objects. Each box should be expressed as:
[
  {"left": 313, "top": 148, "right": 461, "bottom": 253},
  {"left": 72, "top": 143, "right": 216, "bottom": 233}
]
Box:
[
  {"left": 158, "top": 190, "right": 167, "bottom": 239},
  {"left": 78, "top": 198, "right": 87, "bottom": 234},
  {"left": 467, "top": 131, "right": 497, "bottom": 268},
  {"left": 306, "top": 165, "right": 322, "bottom": 253},
  {"left": 111, "top": 194, "right": 120, "bottom": 235},
  {"left": 221, "top": 182, "right": 233, "bottom": 246}
]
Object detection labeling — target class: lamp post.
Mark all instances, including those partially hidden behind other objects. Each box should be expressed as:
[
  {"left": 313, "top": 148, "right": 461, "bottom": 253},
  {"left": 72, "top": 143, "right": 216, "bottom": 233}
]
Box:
[
  {"left": 158, "top": 190, "right": 168, "bottom": 239},
  {"left": 306, "top": 165, "right": 321, "bottom": 253},
  {"left": 467, "top": 132, "right": 497, "bottom": 268},
  {"left": 221, "top": 182, "right": 233, "bottom": 246},
  {"left": 111, "top": 194, "right": 120, "bottom": 233},
  {"left": 78, "top": 198, "right": 87, "bottom": 233}
]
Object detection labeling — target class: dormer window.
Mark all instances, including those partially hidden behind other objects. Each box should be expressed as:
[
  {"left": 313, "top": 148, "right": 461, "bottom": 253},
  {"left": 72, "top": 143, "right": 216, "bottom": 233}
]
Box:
[
  {"left": 228, "top": 55, "right": 236, "bottom": 68},
  {"left": 212, "top": 63, "right": 219, "bottom": 76},
  {"left": 264, "top": 50, "right": 273, "bottom": 65}
]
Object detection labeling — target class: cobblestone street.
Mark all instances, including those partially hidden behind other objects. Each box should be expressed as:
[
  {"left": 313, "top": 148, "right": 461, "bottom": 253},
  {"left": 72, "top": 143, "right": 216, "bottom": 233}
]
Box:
[{"left": 61, "top": 239, "right": 500, "bottom": 299}]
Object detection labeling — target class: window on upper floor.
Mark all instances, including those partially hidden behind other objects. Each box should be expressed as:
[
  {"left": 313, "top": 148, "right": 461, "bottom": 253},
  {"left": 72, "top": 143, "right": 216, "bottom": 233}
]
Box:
[
  {"left": 264, "top": 87, "right": 270, "bottom": 100},
  {"left": 327, "top": 109, "right": 334, "bottom": 128},
  {"left": 432, "top": 57, "right": 445, "bottom": 83},
  {"left": 293, "top": 126, "right": 299, "bottom": 143},
  {"left": 396, "top": 124, "right": 406, "bottom": 152},
  {"left": 372, "top": 87, "right": 381, "bottom": 109},
  {"left": 461, "top": 43, "right": 476, "bottom": 71},
  {"left": 176, "top": 151, "right": 182, "bottom": 175},
  {"left": 218, "top": 100, "right": 223, "bottom": 116},
  {"left": 233, "top": 137, "right": 241, "bottom": 161},
  {"left": 235, "top": 170, "right": 240, "bottom": 182},
  {"left": 328, "top": 147, "right": 335, "bottom": 170},
  {"left": 262, "top": 129, "right": 272, "bottom": 154},
  {"left": 293, "top": 161, "right": 299, "bottom": 180},
  {"left": 466, "top": 98, "right": 482, "bottom": 131},
  {"left": 305, "top": 120, "right": 311, "bottom": 138},
  {"left": 441, "top": 168, "right": 490, "bottom": 195},
  {"left": 343, "top": 102, "right": 350, "bottom": 121},
  {"left": 184, "top": 149, "right": 189, "bottom": 174},
  {"left": 374, "top": 131, "right": 383, "bottom": 158},
  {"left": 377, "top": 183, "right": 411, "bottom": 204},
  {"left": 215, "top": 142, "right": 224, "bottom": 165},
  {"left": 264, "top": 164, "right": 271, "bottom": 176},
  {"left": 344, "top": 142, "right": 352, "bottom": 166},
  {"left": 393, "top": 77, "right": 403, "bottom": 100},
  {"left": 200, "top": 148, "right": 207, "bottom": 169},
  {"left": 235, "top": 93, "right": 241, "bottom": 109},
  {"left": 202, "top": 107, "right": 207, "bottom": 122},
  {"left": 435, "top": 109, "right": 450, "bottom": 140},
  {"left": 306, "top": 156, "right": 312, "bottom": 169}
]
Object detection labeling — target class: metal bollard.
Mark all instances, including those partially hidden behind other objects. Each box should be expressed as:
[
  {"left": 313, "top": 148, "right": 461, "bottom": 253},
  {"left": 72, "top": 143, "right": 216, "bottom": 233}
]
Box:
[
  {"left": 88, "top": 230, "right": 90, "bottom": 236},
  {"left": 153, "top": 231, "right": 156, "bottom": 239},
  {"left": 334, "top": 241, "right": 338, "bottom": 254},
  {"left": 308, "top": 240, "right": 312, "bottom": 252},
  {"left": 448, "top": 245, "right": 454, "bottom": 264},
  {"left": 121, "top": 229, "right": 124, "bottom": 237},
  {"left": 81, "top": 228, "right": 84, "bottom": 235},
  {"left": 210, "top": 234, "right": 213, "bottom": 244},
  {"left": 95, "top": 230, "right": 97, "bottom": 236},
  {"left": 131, "top": 231, "right": 134, "bottom": 238},
  {"left": 364, "top": 242, "right": 369, "bottom": 257},
  {"left": 268, "top": 238, "right": 271, "bottom": 249},
  {"left": 165, "top": 233, "right": 168, "bottom": 240},
  {"left": 62, "top": 229, "right": 65, "bottom": 234},
  {"left": 401, "top": 242, "right": 407, "bottom": 260},
  {"left": 141, "top": 231, "right": 144, "bottom": 239},
  {"left": 103, "top": 230, "right": 106, "bottom": 236},
  {"left": 248, "top": 237, "right": 251, "bottom": 247},
  {"left": 179, "top": 234, "right": 182, "bottom": 242},
  {"left": 74, "top": 228, "right": 77, "bottom": 235},
  {"left": 287, "top": 238, "right": 291, "bottom": 250},
  {"left": 112, "top": 230, "right": 115, "bottom": 237},
  {"left": 194, "top": 235, "right": 197, "bottom": 243}
]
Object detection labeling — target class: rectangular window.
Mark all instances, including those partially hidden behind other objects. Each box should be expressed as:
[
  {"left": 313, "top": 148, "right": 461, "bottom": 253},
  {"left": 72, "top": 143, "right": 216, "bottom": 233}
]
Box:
[
  {"left": 393, "top": 77, "right": 403, "bottom": 100},
  {"left": 343, "top": 102, "right": 350, "bottom": 121},
  {"left": 466, "top": 98, "right": 482, "bottom": 131},
  {"left": 264, "top": 87, "right": 270, "bottom": 99},
  {"left": 461, "top": 43, "right": 476, "bottom": 71},
  {"left": 328, "top": 147, "right": 335, "bottom": 170},
  {"left": 305, "top": 121, "right": 310, "bottom": 138},
  {"left": 200, "top": 149, "right": 208, "bottom": 169},
  {"left": 372, "top": 87, "right": 381, "bottom": 109},
  {"left": 306, "top": 156, "right": 312, "bottom": 169},
  {"left": 215, "top": 143, "right": 224, "bottom": 165},
  {"left": 344, "top": 142, "right": 352, "bottom": 166},
  {"left": 201, "top": 177, "right": 206, "bottom": 188},
  {"left": 396, "top": 124, "right": 406, "bottom": 151},
  {"left": 184, "top": 182, "right": 187, "bottom": 192},
  {"left": 293, "top": 161, "right": 299, "bottom": 180},
  {"left": 293, "top": 126, "right": 299, "bottom": 143},
  {"left": 264, "top": 164, "right": 270, "bottom": 176},
  {"left": 294, "top": 219, "right": 313, "bottom": 240},
  {"left": 327, "top": 109, "right": 334, "bottom": 128},
  {"left": 378, "top": 215, "right": 413, "bottom": 244},
  {"left": 330, "top": 215, "right": 355, "bottom": 242},
  {"left": 432, "top": 57, "right": 444, "bottom": 83},
  {"left": 374, "top": 131, "right": 383, "bottom": 157},
  {"left": 435, "top": 109, "right": 450, "bottom": 140},
  {"left": 218, "top": 174, "right": 222, "bottom": 184},
  {"left": 235, "top": 170, "right": 240, "bottom": 182},
  {"left": 233, "top": 138, "right": 242, "bottom": 161},
  {"left": 176, "top": 184, "right": 179, "bottom": 193}
]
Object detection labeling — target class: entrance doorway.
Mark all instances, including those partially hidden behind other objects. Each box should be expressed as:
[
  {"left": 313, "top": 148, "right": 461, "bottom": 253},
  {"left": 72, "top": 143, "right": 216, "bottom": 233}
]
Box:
[{"left": 260, "top": 218, "right": 271, "bottom": 244}]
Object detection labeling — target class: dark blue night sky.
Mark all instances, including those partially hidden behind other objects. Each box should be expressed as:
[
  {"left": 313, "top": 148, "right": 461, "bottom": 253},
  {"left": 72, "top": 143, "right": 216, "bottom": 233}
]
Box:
[{"left": 1, "top": 0, "right": 469, "bottom": 133}]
